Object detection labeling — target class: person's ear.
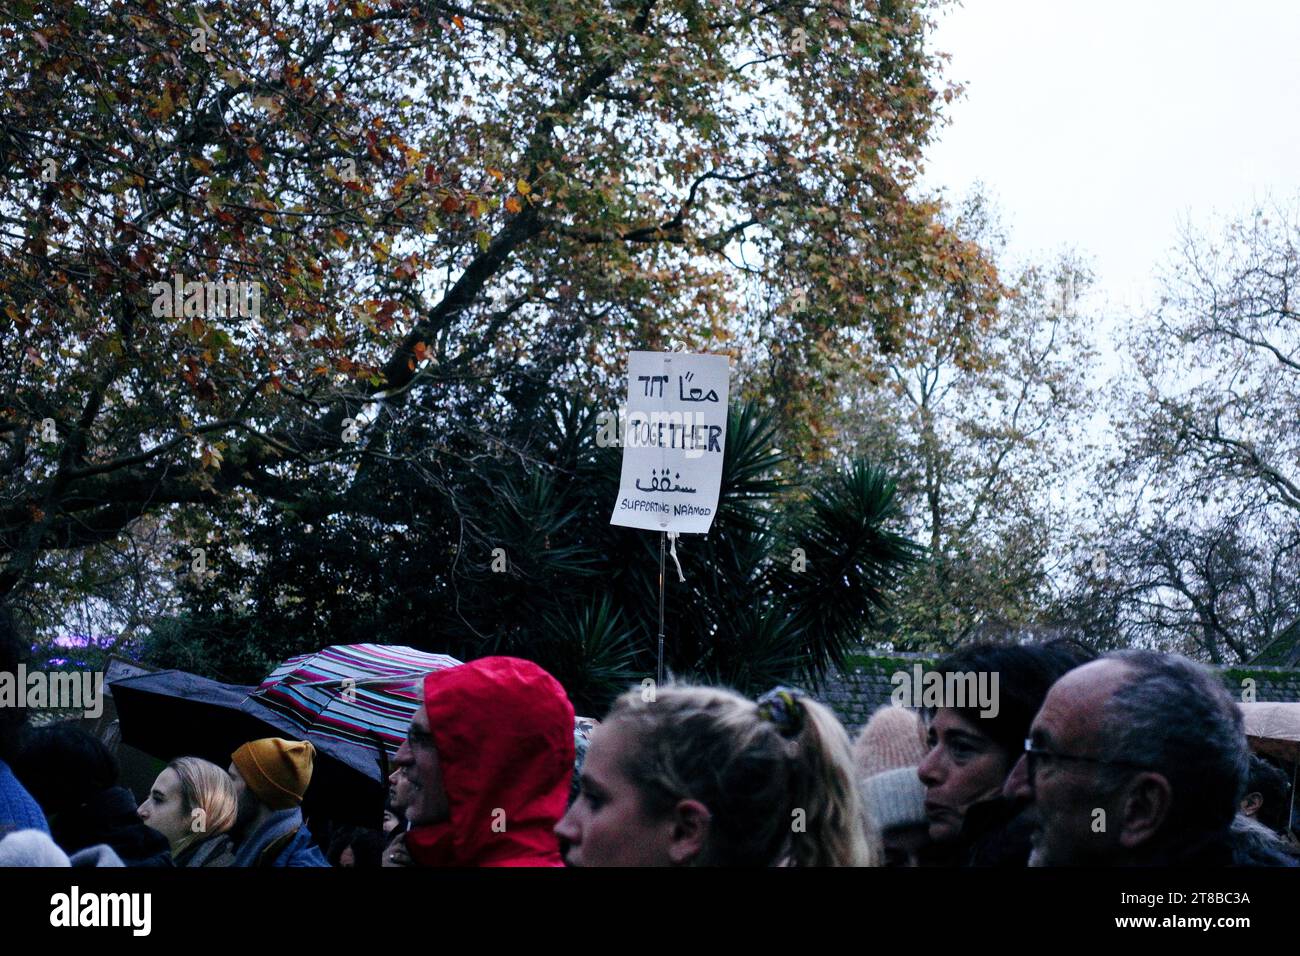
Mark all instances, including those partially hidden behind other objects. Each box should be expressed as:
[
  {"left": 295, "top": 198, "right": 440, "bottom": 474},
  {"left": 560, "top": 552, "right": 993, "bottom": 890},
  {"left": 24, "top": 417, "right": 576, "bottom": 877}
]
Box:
[
  {"left": 666, "top": 799, "right": 711, "bottom": 865},
  {"left": 1116, "top": 772, "right": 1173, "bottom": 850},
  {"left": 1239, "top": 791, "right": 1264, "bottom": 817}
]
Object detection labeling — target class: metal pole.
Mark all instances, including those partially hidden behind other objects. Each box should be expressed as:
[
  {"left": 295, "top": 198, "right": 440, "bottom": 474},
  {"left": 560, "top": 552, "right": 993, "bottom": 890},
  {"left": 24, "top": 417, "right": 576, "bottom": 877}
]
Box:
[
  {"left": 657, "top": 530, "right": 666, "bottom": 686},
  {"left": 1290, "top": 760, "right": 1298, "bottom": 841}
]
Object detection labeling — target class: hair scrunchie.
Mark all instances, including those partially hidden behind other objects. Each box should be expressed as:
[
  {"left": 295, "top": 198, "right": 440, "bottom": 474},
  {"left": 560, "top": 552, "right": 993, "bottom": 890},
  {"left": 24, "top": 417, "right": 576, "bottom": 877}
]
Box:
[{"left": 756, "top": 686, "right": 806, "bottom": 738}]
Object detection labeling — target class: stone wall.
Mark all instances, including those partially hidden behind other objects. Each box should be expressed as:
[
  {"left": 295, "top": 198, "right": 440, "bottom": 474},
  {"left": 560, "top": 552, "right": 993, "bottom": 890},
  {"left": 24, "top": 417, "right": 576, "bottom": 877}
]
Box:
[{"left": 815, "top": 655, "right": 1300, "bottom": 737}]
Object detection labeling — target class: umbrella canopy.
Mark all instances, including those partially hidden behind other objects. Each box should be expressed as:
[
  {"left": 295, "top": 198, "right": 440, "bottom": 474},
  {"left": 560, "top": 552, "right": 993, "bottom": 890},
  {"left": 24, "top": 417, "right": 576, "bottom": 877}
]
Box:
[
  {"left": 110, "top": 645, "right": 459, "bottom": 825},
  {"left": 111, "top": 646, "right": 595, "bottom": 825},
  {"left": 110, "top": 668, "right": 272, "bottom": 766},
  {"left": 1239, "top": 702, "right": 1300, "bottom": 763},
  {"left": 108, "top": 667, "right": 390, "bottom": 825},
  {"left": 247, "top": 644, "right": 462, "bottom": 768}
]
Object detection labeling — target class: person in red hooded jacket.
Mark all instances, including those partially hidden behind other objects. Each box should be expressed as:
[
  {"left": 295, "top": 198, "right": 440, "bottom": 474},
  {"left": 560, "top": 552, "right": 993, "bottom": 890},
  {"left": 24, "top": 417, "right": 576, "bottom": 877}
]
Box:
[{"left": 393, "top": 656, "right": 575, "bottom": 867}]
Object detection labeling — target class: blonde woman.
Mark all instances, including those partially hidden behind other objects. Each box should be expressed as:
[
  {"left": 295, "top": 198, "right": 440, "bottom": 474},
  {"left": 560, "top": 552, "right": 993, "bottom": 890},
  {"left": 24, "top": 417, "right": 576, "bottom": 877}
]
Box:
[
  {"left": 137, "top": 757, "right": 237, "bottom": 867},
  {"left": 556, "top": 684, "right": 875, "bottom": 867}
]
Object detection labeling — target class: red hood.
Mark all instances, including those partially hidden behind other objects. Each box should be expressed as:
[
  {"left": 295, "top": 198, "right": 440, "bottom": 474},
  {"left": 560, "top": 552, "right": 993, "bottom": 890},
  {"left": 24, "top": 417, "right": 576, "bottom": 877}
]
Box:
[{"left": 406, "top": 656, "right": 575, "bottom": 867}]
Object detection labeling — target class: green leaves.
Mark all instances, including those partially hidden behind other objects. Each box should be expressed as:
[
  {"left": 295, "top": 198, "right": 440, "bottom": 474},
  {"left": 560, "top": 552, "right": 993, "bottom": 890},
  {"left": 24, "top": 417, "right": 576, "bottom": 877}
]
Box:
[
  {"left": 5, "top": 0, "right": 974, "bottom": 688},
  {"left": 775, "top": 460, "right": 921, "bottom": 677}
]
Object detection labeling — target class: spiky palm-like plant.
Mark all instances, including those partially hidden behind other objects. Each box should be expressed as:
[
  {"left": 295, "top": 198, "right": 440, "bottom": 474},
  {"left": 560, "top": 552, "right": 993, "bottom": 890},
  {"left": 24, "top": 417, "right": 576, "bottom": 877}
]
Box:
[
  {"left": 446, "top": 396, "right": 920, "bottom": 707},
  {"left": 146, "top": 395, "right": 919, "bottom": 716}
]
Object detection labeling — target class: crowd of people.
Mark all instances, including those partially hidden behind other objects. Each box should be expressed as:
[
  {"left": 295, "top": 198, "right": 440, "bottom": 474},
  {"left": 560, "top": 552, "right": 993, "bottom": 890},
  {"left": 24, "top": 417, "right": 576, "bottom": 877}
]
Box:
[{"left": 1, "top": 628, "right": 1297, "bottom": 867}]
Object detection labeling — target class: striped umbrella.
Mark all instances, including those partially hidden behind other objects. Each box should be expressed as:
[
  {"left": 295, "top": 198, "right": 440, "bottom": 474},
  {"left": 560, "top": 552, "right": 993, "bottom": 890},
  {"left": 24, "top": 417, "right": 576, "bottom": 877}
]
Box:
[{"left": 245, "top": 643, "right": 462, "bottom": 772}]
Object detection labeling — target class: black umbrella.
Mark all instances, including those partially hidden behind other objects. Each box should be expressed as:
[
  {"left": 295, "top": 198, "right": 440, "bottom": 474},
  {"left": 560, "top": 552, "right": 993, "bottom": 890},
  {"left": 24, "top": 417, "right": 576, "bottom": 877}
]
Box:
[{"left": 109, "top": 668, "right": 388, "bottom": 826}]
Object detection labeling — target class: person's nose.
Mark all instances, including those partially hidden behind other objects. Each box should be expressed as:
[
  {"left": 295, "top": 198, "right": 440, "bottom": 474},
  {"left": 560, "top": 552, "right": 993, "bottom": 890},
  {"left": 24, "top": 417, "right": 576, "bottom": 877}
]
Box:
[
  {"left": 554, "top": 802, "right": 579, "bottom": 845},
  {"left": 917, "top": 745, "right": 942, "bottom": 789},
  {"left": 136, "top": 802, "right": 148, "bottom": 821},
  {"left": 1004, "top": 753, "right": 1032, "bottom": 801}
]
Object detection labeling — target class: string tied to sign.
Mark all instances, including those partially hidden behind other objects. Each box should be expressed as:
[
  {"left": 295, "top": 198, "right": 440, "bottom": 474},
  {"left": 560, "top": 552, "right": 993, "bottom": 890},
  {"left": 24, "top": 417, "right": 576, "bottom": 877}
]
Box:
[{"left": 666, "top": 531, "right": 686, "bottom": 583}]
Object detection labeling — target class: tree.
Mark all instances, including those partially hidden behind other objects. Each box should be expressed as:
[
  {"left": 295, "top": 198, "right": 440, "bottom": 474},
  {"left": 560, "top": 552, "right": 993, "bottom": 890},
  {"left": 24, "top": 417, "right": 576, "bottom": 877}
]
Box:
[
  {"left": 1055, "top": 200, "right": 1300, "bottom": 663},
  {"left": 1052, "top": 505, "right": 1300, "bottom": 664},
  {"left": 140, "top": 399, "right": 919, "bottom": 713},
  {"left": 825, "top": 195, "right": 1095, "bottom": 649},
  {"left": 1, "top": 0, "right": 998, "bottom": 626}
]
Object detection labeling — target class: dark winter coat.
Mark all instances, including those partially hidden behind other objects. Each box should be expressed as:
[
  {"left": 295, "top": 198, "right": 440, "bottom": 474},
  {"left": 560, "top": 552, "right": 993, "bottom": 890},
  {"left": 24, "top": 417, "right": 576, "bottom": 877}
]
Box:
[
  {"left": 919, "top": 796, "right": 1035, "bottom": 867},
  {"left": 173, "top": 832, "right": 235, "bottom": 868},
  {"left": 1227, "top": 815, "right": 1300, "bottom": 867},
  {"left": 230, "top": 807, "right": 328, "bottom": 867},
  {"left": 1138, "top": 819, "right": 1297, "bottom": 867},
  {"left": 49, "top": 786, "right": 171, "bottom": 867}
]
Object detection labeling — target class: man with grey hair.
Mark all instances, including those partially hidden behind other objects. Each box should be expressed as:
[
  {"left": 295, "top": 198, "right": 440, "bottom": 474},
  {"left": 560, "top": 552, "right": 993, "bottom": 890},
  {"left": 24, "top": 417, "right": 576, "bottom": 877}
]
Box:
[{"left": 1003, "top": 650, "right": 1286, "bottom": 866}]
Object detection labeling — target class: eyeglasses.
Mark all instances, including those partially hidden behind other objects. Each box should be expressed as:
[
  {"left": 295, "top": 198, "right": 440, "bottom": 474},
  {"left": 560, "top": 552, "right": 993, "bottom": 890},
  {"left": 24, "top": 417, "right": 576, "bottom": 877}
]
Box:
[{"left": 1022, "top": 739, "right": 1150, "bottom": 781}]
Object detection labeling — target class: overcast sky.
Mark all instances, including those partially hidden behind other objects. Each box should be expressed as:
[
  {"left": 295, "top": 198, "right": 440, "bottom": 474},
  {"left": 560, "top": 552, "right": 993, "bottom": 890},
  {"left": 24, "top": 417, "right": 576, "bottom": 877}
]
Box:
[{"left": 921, "top": 0, "right": 1300, "bottom": 315}]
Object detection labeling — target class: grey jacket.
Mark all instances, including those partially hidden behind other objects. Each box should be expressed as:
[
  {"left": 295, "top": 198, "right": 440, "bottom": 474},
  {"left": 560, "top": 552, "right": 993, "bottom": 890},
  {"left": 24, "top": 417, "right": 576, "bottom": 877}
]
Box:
[{"left": 230, "top": 807, "right": 327, "bottom": 867}]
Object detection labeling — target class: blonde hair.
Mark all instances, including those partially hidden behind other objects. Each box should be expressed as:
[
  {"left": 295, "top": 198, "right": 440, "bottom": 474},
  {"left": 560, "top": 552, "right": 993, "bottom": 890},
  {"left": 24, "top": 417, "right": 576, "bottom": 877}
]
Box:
[
  {"left": 606, "top": 685, "right": 875, "bottom": 866},
  {"left": 168, "top": 756, "right": 237, "bottom": 852}
]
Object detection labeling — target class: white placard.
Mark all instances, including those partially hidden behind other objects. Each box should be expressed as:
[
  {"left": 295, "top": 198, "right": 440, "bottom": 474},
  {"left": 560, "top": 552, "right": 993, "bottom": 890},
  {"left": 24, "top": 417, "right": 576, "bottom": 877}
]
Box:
[{"left": 610, "top": 351, "right": 730, "bottom": 534}]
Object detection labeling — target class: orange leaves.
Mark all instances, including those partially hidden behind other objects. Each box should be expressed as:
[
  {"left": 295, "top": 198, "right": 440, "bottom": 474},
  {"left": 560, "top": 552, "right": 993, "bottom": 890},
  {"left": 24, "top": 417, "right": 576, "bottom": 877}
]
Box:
[
  {"left": 441, "top": 194, "right": 461, "bottom": 214},
  {"left": 157, "top": 86, "right": 177, "bottom": 120},
  {"left": 251, "top": 95, "right": 283, "bottom": 120},
  {"left": 406, "top": 340, "right": 430, "bottom": 372},
  {"left": 504, "top": 196, "right": 522, "bottom": 214},
  {"left": 394, "top": 249, "right": 422, "bottom": 279},
  {"left": 199, "top": 443, "right": 224, "bottom": 470},
  {"left": 374, "top": 299, "right": 400, "bottom": 331},
  {"left": 365, "top": 133, "right": 383, "bottom": 164},
  {"left": 180, "top": 356, "right": 217, "bottom": 401}
]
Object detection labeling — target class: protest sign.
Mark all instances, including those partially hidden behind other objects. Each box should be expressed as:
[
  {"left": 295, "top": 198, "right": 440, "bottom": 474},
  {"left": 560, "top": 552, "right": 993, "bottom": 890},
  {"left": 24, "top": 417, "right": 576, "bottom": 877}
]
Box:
[{"left": 610, "top": 351, "right": 730, "bottom": 534}]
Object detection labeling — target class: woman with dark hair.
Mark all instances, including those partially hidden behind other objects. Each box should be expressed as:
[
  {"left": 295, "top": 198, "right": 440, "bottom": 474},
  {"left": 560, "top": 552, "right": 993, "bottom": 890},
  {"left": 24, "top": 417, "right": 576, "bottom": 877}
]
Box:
[
  {"left": 917, "top": 639, "right": 1095, "bottom": 866},
  {"left": 12, "top": 725, "right": 172, "bottom": 866}
]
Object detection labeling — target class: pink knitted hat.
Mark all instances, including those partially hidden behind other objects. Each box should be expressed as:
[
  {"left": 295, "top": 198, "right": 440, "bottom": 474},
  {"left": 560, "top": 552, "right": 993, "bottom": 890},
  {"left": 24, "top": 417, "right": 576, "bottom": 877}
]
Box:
[
  {"left": 853, "top": 705, "right": 929, "bottom": 833},
  {"left": 853, "top": 705, "right": 927, "bottom": 777}
]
